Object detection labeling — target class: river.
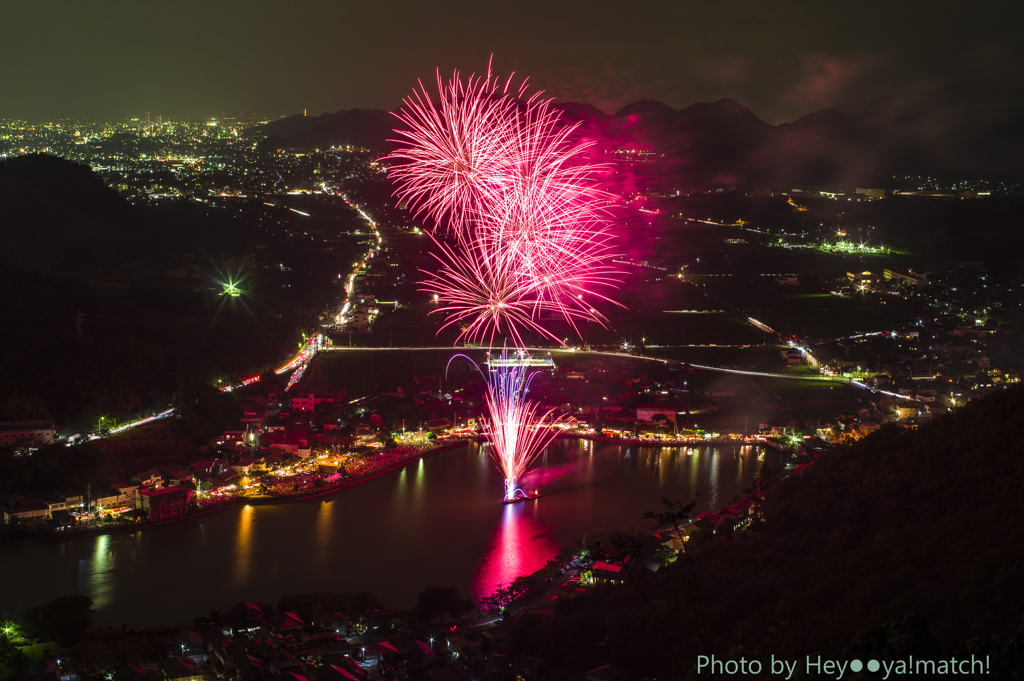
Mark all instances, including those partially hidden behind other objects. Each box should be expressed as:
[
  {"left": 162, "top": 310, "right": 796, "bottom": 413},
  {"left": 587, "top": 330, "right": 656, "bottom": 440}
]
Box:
[{"left": 0, "top": 440, "right": 767, "bottom": 628}]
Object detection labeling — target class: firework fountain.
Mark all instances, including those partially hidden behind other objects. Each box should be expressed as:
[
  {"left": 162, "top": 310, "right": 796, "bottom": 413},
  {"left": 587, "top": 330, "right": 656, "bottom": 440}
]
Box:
[{"left": 387, "top": 61, "right": 619, "bottom": 500}]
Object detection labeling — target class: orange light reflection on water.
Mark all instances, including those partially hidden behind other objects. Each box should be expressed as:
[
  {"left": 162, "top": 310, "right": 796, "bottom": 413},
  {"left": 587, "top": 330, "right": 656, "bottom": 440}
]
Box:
[{"left": 233, "top": 504, "right": 254, "bottom": 588}]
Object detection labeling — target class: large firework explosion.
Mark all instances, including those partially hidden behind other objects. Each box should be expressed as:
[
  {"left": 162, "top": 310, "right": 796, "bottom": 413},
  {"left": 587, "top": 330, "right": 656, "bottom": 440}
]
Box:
[{"left": 386, "top": 61, "right": 619, "bottom": 500}]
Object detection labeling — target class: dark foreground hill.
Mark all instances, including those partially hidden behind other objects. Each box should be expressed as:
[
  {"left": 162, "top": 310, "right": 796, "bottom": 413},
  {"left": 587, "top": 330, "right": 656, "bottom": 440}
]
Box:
[
  {"left": 509, "top": 386, "right": 1024, "bottom": 678},
  {"left": 0, "top": 155, "right": 296, "bottom": 434},
  {"left": 0, "top": 153, "right": 150, "bottom": 270}
]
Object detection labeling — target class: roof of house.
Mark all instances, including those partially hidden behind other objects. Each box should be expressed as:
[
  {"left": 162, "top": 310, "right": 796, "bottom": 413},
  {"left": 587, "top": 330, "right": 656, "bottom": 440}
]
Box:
[{"left": 140, "top": 486, "right": 188, "bottom": 499}]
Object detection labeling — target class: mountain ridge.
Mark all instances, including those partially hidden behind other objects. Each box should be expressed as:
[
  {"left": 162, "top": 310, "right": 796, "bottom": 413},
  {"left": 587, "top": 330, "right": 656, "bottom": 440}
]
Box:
[{"left": 256, "top": 93, "right": 1024, "bottom": 188}]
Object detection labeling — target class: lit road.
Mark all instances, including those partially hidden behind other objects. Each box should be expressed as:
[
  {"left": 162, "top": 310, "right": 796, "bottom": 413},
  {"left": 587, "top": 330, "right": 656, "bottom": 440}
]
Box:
[
  {"left": 318, "top": 345, "right": 843, "bottom": 383},
  {"left": 86, "top": 406, "right": 177, "bottom": 441},
  {"left": 221, "top": 191, "right": 383, "bottom": 394}
]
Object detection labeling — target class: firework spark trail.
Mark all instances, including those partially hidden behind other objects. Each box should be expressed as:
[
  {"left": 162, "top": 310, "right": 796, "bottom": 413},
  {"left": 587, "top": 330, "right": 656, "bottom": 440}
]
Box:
[
  {"left": 389, "top": 61, "right": 623, "bottom": 500},
  {"left": 451, "top": 351, "right": 564, "bottom": 501},
  {"left": 420, "top": 230, "right": 620, "bottom": 348},
  {"left": 388, "top": 67, "right": 522, "bottom": 235},
  {"left": 420, "top": 238, "right": 560, "bottom": 348}
]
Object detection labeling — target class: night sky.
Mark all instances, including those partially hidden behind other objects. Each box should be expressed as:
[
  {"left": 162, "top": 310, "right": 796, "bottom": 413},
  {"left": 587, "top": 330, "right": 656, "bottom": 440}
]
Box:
[{"left": 2, "top": 0, "right": 1021, "bottom": 123}]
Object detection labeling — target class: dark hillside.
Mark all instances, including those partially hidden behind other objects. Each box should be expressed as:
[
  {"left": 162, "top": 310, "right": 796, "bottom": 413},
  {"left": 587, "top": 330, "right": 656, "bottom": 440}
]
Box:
[
  {"left": 253, "top": 109, "right": 349, "bottom": 138},
  {"left": 258, "top": 108, "right": 396, "bottom": 152},
  {"left": 0, "top": 156, "right": 300, "bottom": 432},
  {"left": 0, "top": 153, "right": 148, "bottom": 269},
  {"left": 509, "top": 386, "right": 1024, "bottom": 678}
]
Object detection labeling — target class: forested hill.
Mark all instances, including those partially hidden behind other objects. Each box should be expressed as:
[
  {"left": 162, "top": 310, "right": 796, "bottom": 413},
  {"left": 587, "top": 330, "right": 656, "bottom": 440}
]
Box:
[
  {"left": 750, "top": 384, "right": 1024, "bottom": 656},
  {"left": 512, "top": 386, "right": 1024, "bottom": 678},
  {"left": 0, "top": 155, "right": 296, "bottom": 434}
]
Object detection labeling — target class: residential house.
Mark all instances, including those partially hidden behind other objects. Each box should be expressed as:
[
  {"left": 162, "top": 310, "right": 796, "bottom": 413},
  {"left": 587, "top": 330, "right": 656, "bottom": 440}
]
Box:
[
  {"left": 591, "top": 561, "right": 625, "bottom": 585},
  {"left": 139, "top": 487, "right": 191, "bottom": 522},
  {"left": 231, "top": 458, "right": 257, "bottom": 475},
  {"left": 215, "top": 469, "right": 241, "bottom": 488},
  {"left": 269, "top": 611, "right": 305, "bottom": 636},
  {"left": 264, "top": 430, "right": 309, "bottom": 455},
  {"left": 0, "top": 420, "right": 56, "bottom": 447},
  {"left": 160, "top": 657, "right": 203, "bottom": 681},
  {"left": 317, "top": 664, "right": 364, "bottom": 681},
  {"left": 4, "top": 498, "right": 50, "bottom": 524},
  {"left": 113, "top": 484, "right": 140, "bottom": 507},
  {"left": 133, "top": 469, "right": 163, "bottom": 488}
]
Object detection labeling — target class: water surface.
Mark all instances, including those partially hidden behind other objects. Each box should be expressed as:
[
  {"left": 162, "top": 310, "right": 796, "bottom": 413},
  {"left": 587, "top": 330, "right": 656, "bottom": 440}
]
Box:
[{"left": 0, "top": 440, "right": 764, "bottom": 627}]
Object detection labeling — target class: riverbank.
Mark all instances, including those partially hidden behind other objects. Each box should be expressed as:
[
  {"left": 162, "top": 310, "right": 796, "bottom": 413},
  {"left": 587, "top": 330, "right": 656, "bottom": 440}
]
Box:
[
  {"left": 0, "top": 436, "right": 767, "bottom": 629},
  {"left": 241, "top": 439, "right": 468, "bottom": 505},
  {"left": 0, "top": 440, "right": 469, "bottom": 542},
  {"left": 556, "top": 431, "right": 789, "bottom": 451},
  {"left": 2, "top": 434, "right": 785, "bottom": 543}
]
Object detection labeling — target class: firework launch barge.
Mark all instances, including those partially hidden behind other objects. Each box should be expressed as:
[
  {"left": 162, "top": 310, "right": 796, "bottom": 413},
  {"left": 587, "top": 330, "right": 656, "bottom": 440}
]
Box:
[{"left": 503, "top": 490, "right": 543, "bottom": 504}]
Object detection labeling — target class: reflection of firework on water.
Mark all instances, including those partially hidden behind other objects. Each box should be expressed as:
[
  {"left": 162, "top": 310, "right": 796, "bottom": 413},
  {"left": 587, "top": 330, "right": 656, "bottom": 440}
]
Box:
[{"left": 452, "top": 350, "right": 563, "bottom": 501}]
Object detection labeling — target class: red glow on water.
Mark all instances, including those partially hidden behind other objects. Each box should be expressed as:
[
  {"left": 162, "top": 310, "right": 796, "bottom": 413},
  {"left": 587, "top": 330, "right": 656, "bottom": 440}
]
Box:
[{"left": 472, "top": 501, "right": 559, "bottom": 603}]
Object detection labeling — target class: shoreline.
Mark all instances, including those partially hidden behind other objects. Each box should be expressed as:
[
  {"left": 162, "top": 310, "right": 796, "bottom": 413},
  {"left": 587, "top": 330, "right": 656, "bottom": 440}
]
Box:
[
  {"left": 240, "top": 439, "right": 468, "bottom": 505},
  {"left": 559, "top": 432, "right": 787, "bottom": 450},
  {"left": 1, "top": 440, "right": 469, "bottom": 543},
  {"left": 2, "top": 435, "right": 786, "bottom": 543}
]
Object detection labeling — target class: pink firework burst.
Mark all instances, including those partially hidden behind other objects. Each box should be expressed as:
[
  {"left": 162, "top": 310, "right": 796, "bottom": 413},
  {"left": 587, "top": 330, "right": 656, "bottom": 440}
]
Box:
[
  {"left": 387, "top": 66, "right": 522, "bottom": 235},
  {"left": 387, "top": 62, "right": 620, "bottom": 346},
  {"left": 422, "top": 231, "right": 617, "bottom": 348},
  {"left": 389, "top": 60, "right": 624, "bottom": 504}
]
